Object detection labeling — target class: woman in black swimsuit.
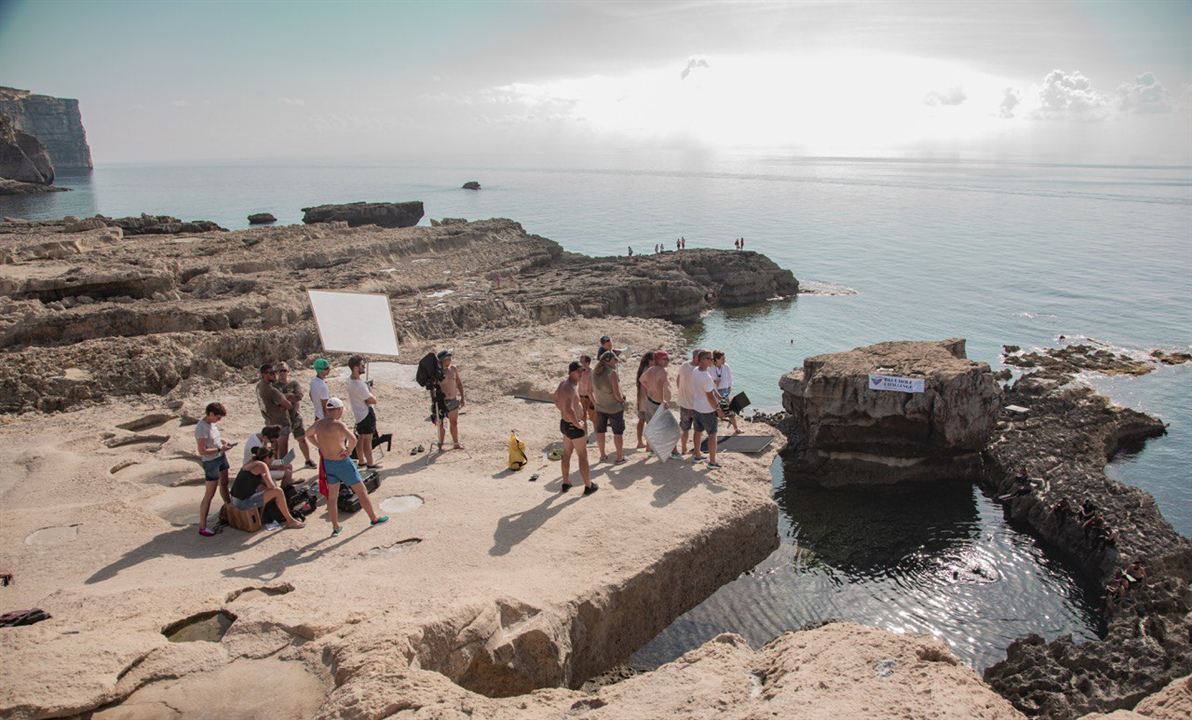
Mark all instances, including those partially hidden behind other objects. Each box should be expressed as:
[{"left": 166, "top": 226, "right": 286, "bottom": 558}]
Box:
[{"left": 230, "top": 446, "right": 304, "bottom": 529}]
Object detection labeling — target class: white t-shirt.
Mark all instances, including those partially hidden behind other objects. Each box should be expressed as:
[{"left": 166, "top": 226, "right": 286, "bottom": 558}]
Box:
[
  {"left": 346, "top": 377, "right": 372, "bottom": 423},
  {"left": 310, "top": 376, "right": 330, "bottom": 420},
  {"left": 713, "top": 363, "right": 733, "bottom": 391},
  {"left": 243, "top": 433, "right": 264, "bottom": 467},
  {"left": 194, "top": 419, "right": 221, "bottom": 460},
  {"left": 675, "top": 361, "right": 697, "bottom": 409},
  {"left": 692, "top": 368, "right": 717, "bottom": 414}
]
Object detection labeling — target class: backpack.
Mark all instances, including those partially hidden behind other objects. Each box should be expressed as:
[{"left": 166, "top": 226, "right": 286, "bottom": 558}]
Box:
[
  {"left": 416, "top": 352, "right": 442, "bottom": 389},
  {"left": 507, "top": 431, "right": 528, "bottom": 471}
]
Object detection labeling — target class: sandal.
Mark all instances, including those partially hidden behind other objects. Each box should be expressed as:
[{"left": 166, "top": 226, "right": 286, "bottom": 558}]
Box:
[{"left": 371, "top": 515, "right": 390, "bottom": 526}]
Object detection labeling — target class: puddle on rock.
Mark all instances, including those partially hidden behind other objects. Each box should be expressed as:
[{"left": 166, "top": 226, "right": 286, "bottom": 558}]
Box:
[
  {"left": 25, "top": 524, "right": 80, "bottom": 545},
  {"left": 163, "top": 610, "right": 235, "bottom": 643},
  {"left": 379, "top": 495, "right": 424, "bottom": 514}
]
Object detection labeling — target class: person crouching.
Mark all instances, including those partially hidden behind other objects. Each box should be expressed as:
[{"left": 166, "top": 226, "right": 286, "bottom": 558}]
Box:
[{"left": 229, "top": 446, "right": 304, "bottom": 530}]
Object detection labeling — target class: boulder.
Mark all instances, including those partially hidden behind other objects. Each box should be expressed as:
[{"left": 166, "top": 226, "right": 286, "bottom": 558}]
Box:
[
  {"left": 462, "top": 181, "right": 481, "bottom": 190},
  {"left": 779, "top": 338, "right": 1000, "bottom": 486},
  {"left": 64, "top": 217, "right": 106, "bottom": 233},
  {"left": 0, "top": 112, "right": 54, "bottom": 184},
  {"left": 0, "top": 177, "right": 67, "bottom": 195},
  {"left": 301, "top": 200, "right": 423, "bottom": 228},
  {"left": 247, "top": 212, "right": 276, "bottom": 225},
  {"left": 99, "top": 213, "right": 226, "bottom": 235}
]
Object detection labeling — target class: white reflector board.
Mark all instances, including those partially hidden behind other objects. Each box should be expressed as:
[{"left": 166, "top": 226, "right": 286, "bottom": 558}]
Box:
[{"left": 308, "top": 290, "right": 400, "bottom": 357}]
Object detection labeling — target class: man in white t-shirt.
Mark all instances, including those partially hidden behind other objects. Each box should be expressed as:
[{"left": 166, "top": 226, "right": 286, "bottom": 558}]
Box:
[
  {"left": 242, "top": 425, "right": 294, "bottom": 485},
  {"left": 689, "top": 349, "right": 727, "bottom": 469},
  {"left": 674, "top": 348, "right": 700, "bottom": 455},
  {"left": 346, "top": 355, "right": 380, "bottom": 468},
  {"left": 309, "top": 357, "right": 332, "bottom": 492}
]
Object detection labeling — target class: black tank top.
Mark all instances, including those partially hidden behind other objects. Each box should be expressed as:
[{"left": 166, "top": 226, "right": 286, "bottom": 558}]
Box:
[{"left": 231, "top": 467, "right": 263, "bottom": 500}]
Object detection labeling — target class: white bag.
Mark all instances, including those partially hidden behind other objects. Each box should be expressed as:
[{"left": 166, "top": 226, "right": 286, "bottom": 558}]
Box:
[{"left": 643, "top": 403, "right": 680, "bottom": 462}]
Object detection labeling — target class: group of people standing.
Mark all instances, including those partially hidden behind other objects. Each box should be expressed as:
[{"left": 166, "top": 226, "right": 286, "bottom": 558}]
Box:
[
  {"left": 553, "top": 335, "right": 742, "bottom": 495},
  {"left": 195, "top": 355, "right": 392, "bottom": 538},
  {"left": 634, "top": 236, "right": 744, "bottom": 256}
]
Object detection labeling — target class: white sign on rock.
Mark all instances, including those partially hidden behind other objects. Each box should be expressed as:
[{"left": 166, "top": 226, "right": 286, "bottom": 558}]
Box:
[{"left": 867, "top": 374, "right": 925, "bottom": 393}]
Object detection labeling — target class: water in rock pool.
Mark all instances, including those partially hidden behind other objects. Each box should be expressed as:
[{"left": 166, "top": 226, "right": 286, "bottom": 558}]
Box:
[
  {"left": 631, "top": 457, "right": 1103, "bottom": 671},
  {"left": 4, "top": 155, "right": 1187, "bottom": 668}
]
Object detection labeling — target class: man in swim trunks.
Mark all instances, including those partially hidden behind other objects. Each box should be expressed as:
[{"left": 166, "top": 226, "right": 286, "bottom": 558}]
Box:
[
  {"left": 639, "top": 351, "right": 682, "bottom": 460},
  {"left": 437, "top": 350, "right": 465, "bottom": 450},
  {"left": 305, "top": 397, "right": 387, "bottom": 536},
  {"left": 576, "top": 354, "right": 595, "bottom": 425},
  {"left": 674, "top": 348, "right": 701, "bottom": 456},
  {"left": 554, "top": 361, "right": 596, "bottom": 495}
]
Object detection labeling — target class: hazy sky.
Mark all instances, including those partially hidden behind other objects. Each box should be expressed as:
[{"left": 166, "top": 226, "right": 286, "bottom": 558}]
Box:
[{"left": 1, "top": 0, "right": 1189, "bottom": 164}]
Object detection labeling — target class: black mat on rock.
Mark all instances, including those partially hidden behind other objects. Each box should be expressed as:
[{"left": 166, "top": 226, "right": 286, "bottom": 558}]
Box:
[{"left": 699, "top": 434, "right": 773, "bottom": 453}]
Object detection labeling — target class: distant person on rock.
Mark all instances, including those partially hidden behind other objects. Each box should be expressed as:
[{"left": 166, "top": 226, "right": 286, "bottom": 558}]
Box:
[
  {"left": 628, "top": 246, "right": 634, "bottom": 256},
  {"left": 195, "top": 402, "right": 233, "bottom": 537},
  {"left": 229, "top": 445, "right": 304, "bottom": 530},
  {"left": 437, "top": 350, "right": 465, "bottom": 450},
  {"left": 592, "top": 351, "right": 627, "bottom": 464},
  {"left": 690, "top": 350, "right": 727, "bottom": 469},
  {"left": 305, "top": 397, "right": 387, "bottom": 536},
  {"left": 577, "top": 354, "right": 595, "bottom": 425},
  {"left": 256, "top": 363, "right": 293, "bottom": 457},
  {"left": 640, "top": 350, "right": 681, "bottom": 459},
  {"left": 346, "top": 355, "right": 381, "bottom": 468},
  {"left": 711, "top": 350, "right": 742, "bottom": 435},
  {"left": 675, "top": 348, "right": 701, "bottom": 455},
  {"left": 275, "top": 362, "right": 315, "bottom": 468},
  {"left": 242, "top": 424, "right": 294, "bottom": 486},
  {"left": 555, "top": 361, "right": 596, "bottom": 495},
  {"left": 634, "top": 352, "right": 655, "bottom": 448}
]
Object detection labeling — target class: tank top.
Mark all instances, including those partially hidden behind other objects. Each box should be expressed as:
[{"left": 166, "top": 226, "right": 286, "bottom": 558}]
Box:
[
  {"left": 231, "top": 467, "right": 263, "bottom": 500},
  {"left": 592, "top": 365, "right": 622, "bottom": 414}
]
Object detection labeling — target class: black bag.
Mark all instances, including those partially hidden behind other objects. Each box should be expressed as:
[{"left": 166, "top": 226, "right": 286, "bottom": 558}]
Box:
[
  {"left": 262, "top": 484, "right": 310, "bottom": 524},
  {"left": 337, "top": 484, "right": 361, "bottom": 513},
  {"left": 729, "top": 391, "right": 751, "bottom": 414},
  {"left": 361, "top": 469, "right": 381, "bottom": 493},
  {"left": 415, "top": 352, "right": 443, "bottom": 389}
]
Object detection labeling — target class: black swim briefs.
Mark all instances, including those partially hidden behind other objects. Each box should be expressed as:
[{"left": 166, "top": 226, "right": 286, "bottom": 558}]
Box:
[{"left": 559, "top": 419, "right": 585, "bottom": 440}]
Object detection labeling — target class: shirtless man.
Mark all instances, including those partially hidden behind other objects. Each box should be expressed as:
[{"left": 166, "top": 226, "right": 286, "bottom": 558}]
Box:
[
  {"left": 639, "top": 350, "right": 683, "bottom": 460},
  {"left": 554, "top": 361, "right": 597, "bottom": 495},
  {"left": 437, "top": 350, "right": 465, "bottom": 450},
  {"left": 576, "top": 355, "right": 595, "bottom": 425},
  {"left": 305, "top": 397, "right": 388, "bottom": 536}
]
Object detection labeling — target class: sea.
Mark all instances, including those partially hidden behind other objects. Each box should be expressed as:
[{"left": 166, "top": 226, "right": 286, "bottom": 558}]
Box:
[{"left": 3, "top": 155, "right": 1189, "bottom": 671}]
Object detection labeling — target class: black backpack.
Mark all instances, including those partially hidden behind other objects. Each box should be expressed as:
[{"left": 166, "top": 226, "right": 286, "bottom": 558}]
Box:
[{"left": 415, "top": 352, "right": 442, "bottom": 389}]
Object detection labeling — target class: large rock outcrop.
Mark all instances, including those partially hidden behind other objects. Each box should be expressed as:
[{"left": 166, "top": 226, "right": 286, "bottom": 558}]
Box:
[
  {"left": 779, "top": 338, "right": 1001, "bottom": 486},
  {"left": 0, "top": 86, "right": 93, "bottom": 169},
  {"left": 302, "top": 200, "right": 424, "bottom": 228},
  {"left": 0, "top": 112, "right": 54, "bottom": 184}
]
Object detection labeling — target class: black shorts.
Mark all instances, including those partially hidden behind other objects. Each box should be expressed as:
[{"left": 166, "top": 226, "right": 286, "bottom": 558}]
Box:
[
  {"left": 355, "top": 408, "right": 377, "bottom": 435},
  {"left": 560, "top": 419, "right": 585, "bottom": 440},
  {"left": 595, "top": 410, "right": 625, "bottom": 436}
]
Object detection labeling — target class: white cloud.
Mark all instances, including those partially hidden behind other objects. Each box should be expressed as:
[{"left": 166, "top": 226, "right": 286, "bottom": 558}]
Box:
[
  {"left": 279, "top": 97, "right": 306, "bottom": 107},
  {"left": 1116, "top": 72, "right": 1171, "bottom": 114},
  {"left": 998, "top": 87, "right": 1020, "bottom": 118},
  {"left": 680, "top": 57, "right": 709, "bottom": 80},
  {"left": 924, "top": 86, "right": 966, "bottom": 106},
  {"left": 1033, "top": 69, "right": 1107, "bottom": 121}
]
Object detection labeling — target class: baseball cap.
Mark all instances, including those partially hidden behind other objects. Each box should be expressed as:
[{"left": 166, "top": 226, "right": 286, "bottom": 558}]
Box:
[
  {"left": 654, "top": 350, "right": 670, "bottom": 363},
  {"left": 326, "top": 397, "right": 344, "bottom": 409},
  {"left": 313, "top": 358, "right": 330, "bottom": 371},
  {"left": 568, "top": 361, "right": 583, "bottom": 373},
  {"left": 437, "top": 349, "right": 453, "bottom": 359}
]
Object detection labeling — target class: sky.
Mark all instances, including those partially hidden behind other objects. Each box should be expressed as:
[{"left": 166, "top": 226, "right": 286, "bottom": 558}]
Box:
[{"left": 1, "top": 0, "right": 1189, "bottom": 165}]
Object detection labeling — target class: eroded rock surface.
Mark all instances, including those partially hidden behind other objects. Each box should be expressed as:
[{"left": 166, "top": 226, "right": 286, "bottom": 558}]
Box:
[
  {"left": 0, "top": 218, "right": 796, "bottom": 413},
  {"left": 0, "top": 85, "right": 92, "bottom": 169},
  {"left": 302, "top": 200, "right": 425, "bottom": 228},
  {"left": 0, "top": 112, "right": 54, "bottom": 185},
  {"left": 980, "top": 373, "right": 1192, "bottom": 719},
  {"left": 779, "top": 338, "right": 1000, "bottom": 486}
]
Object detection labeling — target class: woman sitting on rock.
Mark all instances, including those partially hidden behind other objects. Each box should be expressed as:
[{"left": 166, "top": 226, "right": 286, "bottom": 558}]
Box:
[{"left": 229, "top": 446, "right": 304, "bottom": 530}]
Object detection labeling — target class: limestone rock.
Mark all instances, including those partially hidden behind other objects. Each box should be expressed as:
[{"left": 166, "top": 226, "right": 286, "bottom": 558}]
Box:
[
  {"left": 0, "top": 86, "right": 92, "bottom": 169},
  {"left": 301, "top": 200, "right": 424, "bottom": 228},
  {"left": 779, "top": 338, "right": 1001, "bottom": 486},
  {"left": 246, "top": 212, "right": 276, "bottom": 225},
  {"left": 64, "top": 217, "right": 106, "bottom": 233},
  {"left": 99, "top": 213, "right": 226, "bottom": 235},
  {"left": 0, "top": 177, "right": 68, "bottom": 195},
  {"left": 462, "top": 180, "right": 481, "bottom": 190},
  {"left": 0, "top": 112, "right": 54, "bottom": 184}
]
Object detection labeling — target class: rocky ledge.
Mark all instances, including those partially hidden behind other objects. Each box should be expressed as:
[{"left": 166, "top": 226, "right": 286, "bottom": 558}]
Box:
[
  {"left": 778, "top": 338, "right": 1000, "bottom": 486},
  {"left": 0, "top": 217, "right": 796, "bottom": 413},
  {"left": 302, "top": 200, "right": 425, "bottom": 228},
  {"left": 980, "top": 372, "right": 1192, "bottom": 719}
]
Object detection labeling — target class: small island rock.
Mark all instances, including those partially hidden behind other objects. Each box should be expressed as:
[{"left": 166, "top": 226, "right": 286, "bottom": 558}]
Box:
[
  {"left": 301, "top": 200, "right": 424, "bottom": 228},
  {"left": 462, "top": 180, "right": 481, "bottom": 190},
  {"left": 247, "top": 212, "right": 277, "bottom": 225}
]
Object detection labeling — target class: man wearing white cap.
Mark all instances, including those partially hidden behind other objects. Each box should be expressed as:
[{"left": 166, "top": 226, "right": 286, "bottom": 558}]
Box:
[{"left": 305, "top": 396, "right": 388, "bottom": 536}]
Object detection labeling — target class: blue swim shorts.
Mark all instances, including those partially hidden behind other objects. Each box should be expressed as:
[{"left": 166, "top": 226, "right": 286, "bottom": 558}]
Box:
[{"left": 323, "top": 457, "right": 362, "bottom": 486}]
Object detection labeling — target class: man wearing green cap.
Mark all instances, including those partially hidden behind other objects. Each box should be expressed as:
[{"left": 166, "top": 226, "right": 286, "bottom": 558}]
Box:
[{"left": 310, "top": 358, "right": 332, "bottom": 420}]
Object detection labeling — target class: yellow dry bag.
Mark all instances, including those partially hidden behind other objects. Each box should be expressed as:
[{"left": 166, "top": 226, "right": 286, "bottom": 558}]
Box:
[{"left": 507, "top": 431, "right": 528, "bottom": 471}]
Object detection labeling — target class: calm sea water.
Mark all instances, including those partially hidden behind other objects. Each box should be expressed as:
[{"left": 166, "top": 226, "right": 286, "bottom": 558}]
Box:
[{"left": 4, "top": 156, "right": 1188, "bottom": 669}]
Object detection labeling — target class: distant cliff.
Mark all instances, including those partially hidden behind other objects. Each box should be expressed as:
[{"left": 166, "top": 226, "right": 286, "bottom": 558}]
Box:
[{"left": 0, "top": 87, "right": 92, "bottom": 170}]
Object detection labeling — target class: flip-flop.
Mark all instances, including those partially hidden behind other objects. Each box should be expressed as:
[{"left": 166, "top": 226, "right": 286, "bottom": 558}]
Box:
[
  {"left": 371, "top": 515, "right": 390, "bottom": 526},
  {"left": 331, "top": 527, "right": 342, "bottom": 537},
  {"left": 614, "top": 457, "right": 627, "bottom": 464}
]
